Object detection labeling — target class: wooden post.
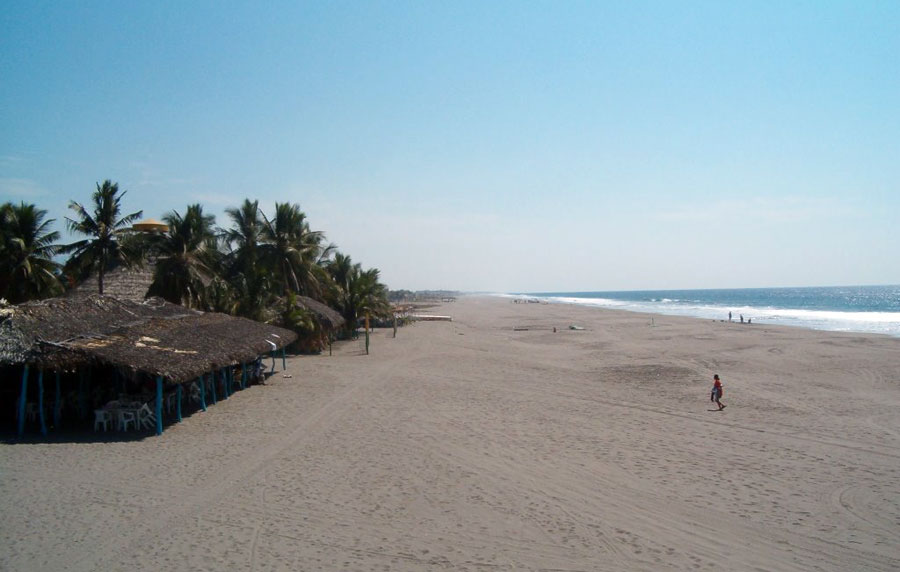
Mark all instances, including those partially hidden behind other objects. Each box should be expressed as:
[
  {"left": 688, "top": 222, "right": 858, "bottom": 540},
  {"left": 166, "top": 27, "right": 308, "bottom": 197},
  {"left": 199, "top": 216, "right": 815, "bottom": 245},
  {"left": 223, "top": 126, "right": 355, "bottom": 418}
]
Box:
[
  {"left": 54, "top": 371, "right": 62, "bottom": 428},
  {"left": 393, "top": 314, "right": 397, "bottom": 338},
  {"left": 155, "top": 376, "right": 163, "bottom": 436},
  {"left": 176, "top": 384, "right": 183, "bottom": 422},
  {"left": 38, "top": 368, "right": 47, "bottom": 436},
  {"left": 198, "top": 376, "right": 207, "bottom": 411},
  {"left": 365, "top": 313, "right": 370, "bottom": 355},
  {"left": 17, "top": 365, "right": 29, "bottom": 437}
]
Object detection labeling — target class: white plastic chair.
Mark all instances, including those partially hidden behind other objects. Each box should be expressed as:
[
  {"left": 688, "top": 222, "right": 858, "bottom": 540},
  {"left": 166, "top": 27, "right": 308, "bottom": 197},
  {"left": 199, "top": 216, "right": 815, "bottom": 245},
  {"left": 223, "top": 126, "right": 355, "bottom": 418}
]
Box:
[
  {"left": 137, "top": 403, "right": 156, "bottom": 430},
  {"left": 165, "top": 393, "right": 176, "bottom": 414},
  {"left": 189, "top": 382, "right": 201, "bottom": 404},
  {"left": 118, "top": 410, "right": 138, "bottom": 431},
  {"left": 94, "top": 409, "right": 112, "bottom": 432}
]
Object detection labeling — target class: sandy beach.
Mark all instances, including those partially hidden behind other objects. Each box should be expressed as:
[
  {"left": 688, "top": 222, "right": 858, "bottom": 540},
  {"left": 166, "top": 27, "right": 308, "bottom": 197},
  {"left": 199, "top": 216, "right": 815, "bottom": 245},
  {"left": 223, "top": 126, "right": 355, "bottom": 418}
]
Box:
[{"left": 2, "top": 295, "right": 899, "bottom": 571}]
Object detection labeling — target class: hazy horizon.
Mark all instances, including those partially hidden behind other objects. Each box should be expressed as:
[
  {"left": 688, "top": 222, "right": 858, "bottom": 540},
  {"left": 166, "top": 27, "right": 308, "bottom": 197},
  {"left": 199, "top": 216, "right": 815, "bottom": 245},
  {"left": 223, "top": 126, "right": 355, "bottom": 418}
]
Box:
[{"left": 2, "top": 2, "right": 898, "bottom": 293}]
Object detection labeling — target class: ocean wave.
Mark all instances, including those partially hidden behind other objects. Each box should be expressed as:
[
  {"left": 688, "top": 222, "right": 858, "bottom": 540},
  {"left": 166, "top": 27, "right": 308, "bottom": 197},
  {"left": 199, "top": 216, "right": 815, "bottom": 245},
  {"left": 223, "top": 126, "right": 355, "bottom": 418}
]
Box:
[
  {"left": 544, "top": 296, "right": 630, "bottom": 308},
  {"left": 500, "top": 292, "right": 900, "bottom": 337}
]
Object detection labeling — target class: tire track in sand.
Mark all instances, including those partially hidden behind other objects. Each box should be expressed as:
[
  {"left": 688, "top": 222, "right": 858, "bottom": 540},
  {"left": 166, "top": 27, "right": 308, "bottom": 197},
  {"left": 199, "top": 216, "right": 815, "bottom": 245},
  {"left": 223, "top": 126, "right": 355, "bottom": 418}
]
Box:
[{"left": 43, "top": 349, "right": 416, "bottom": 572}]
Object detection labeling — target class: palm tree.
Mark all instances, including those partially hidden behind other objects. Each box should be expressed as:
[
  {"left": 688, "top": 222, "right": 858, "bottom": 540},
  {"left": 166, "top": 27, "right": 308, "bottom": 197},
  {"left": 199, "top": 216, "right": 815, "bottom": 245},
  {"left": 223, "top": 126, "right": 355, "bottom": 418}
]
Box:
[
  {"left": 222, "top": 199, "right": 264, "bottom": 274},
  {"left": 327, "top": 251, "right": 354, "bottom": 301},
  {"left": 146, "top": 204, "right": 218, "bottom": 308},
  {"left": 351, "top": 266, "right": 390, "bottom": 322},
  {"left": 0, "top": 202, "right": 64, "bottom": 303},
  {"left": 219, "top": 199, "right": 279, "bottom": 320},
  {"left": 327, "top": 252, "right": 390, "bottom": 333},
  {"left": 260, "top": 202, "right": 328, "bottom": 298},
  {"left": 60, "top": 180, "right": 143, "bottom": 294}
]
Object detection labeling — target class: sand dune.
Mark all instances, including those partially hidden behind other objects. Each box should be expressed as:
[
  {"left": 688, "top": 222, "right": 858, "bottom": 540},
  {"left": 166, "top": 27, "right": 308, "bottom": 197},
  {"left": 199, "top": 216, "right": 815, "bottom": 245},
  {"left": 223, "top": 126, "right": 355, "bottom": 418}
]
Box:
[{"left": 2, "top": 295, "right": 899, "bottom": 571}]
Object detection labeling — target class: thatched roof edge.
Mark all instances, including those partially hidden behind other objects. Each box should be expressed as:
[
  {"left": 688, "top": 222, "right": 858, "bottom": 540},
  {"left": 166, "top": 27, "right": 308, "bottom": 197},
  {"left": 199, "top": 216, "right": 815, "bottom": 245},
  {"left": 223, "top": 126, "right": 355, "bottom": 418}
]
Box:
[
  {"left": 0, "top": 295, "right": 297, "bottom": 383},
  {"left": 295, "top": 296, "right": 345, "bottom": 329}
]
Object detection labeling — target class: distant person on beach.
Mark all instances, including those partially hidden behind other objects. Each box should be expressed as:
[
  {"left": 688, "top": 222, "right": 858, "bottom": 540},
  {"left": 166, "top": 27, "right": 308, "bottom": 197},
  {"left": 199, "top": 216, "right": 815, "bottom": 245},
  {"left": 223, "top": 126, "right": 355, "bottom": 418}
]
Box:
[
  {"left": 711, "top": 374, "right": 725, "bottom": 410},
  {"left": 729, "top": 311, "right": 732, "bottom": 322},
  {"left": 740, "top": 314, "right": 744, "bottom": 323}
]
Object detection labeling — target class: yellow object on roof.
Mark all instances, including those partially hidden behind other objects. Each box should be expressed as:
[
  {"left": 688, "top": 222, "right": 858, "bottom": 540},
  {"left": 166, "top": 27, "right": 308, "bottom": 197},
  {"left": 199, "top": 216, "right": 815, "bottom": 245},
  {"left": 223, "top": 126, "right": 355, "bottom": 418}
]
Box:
[{"left": 132, "top": 218, "right": 169, "bottom": 233}]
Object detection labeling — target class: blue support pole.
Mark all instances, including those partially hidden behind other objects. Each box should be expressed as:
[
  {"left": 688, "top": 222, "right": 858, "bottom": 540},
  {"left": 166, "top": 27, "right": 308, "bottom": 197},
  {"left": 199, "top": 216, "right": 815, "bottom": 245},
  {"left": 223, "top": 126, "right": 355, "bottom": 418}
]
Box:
[
  {"left": 176, "top": 384, "right": 183, "bottom": 422},
  {"left": 198, "top": 376, "right": 207, "bottom": 411},
  {"left": 270, "top": 350, "right": 275, "bottom": 374},
  {"left": 155, "top": 376, "right": 163, "bottom": 436},
  {"left": 17, "top": 365, "right": 29, "bottom": 437},
  {"left": 282, "top": 347, "right": 286, "bottom": 370},
  {"left": 220, "top": 369, "right": 227, "bottom": 399},
  {"left": 209, "top": 372, "right": 217, "bottom": 404},
  {"left": 241, "top": 363, "right": 246, "bottom": 390},
  {"left": 54, "top": 371, "right": 62, "bottom": 428},
  {"left": 38, "top": 368, "right": 47, "bottom": 436}
]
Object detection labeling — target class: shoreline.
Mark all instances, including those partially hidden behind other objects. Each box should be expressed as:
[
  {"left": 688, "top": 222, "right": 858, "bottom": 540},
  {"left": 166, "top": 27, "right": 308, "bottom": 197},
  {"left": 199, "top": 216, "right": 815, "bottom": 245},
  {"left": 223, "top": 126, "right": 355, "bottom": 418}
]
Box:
[
  {"left": 489, "top": 291, "right": 900, "bottom": 339},
  {"left": 3, "top": 295, "right": 899, "bottom": 570}
]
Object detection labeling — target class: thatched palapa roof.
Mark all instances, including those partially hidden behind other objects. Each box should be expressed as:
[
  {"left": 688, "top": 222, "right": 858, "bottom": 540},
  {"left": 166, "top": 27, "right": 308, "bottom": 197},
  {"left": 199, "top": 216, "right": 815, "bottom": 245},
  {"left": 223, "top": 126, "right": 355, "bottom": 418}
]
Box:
[
  {"left": 295, "top": 295, "right": 345, "bottom": 330},
  {"left": 67, "top": 264, "right": 156, "bottom": 303},
  {"left": 0, "top": 295, "right": 297, "bottom": 383}
]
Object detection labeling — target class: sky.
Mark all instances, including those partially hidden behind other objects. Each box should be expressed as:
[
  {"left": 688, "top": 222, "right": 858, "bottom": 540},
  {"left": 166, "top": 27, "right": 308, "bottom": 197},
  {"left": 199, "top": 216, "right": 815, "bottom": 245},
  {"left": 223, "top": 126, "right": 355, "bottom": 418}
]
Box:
[{"left": 2, "top": 1, "right": 898, "bottom": 293}]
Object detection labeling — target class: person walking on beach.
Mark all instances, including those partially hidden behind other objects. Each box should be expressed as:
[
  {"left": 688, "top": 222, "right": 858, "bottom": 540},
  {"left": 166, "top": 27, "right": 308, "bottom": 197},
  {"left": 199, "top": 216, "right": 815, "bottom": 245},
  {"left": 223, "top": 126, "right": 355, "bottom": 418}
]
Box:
[{"left": 711, "top": 374, "right": 725, "bottom": 410}]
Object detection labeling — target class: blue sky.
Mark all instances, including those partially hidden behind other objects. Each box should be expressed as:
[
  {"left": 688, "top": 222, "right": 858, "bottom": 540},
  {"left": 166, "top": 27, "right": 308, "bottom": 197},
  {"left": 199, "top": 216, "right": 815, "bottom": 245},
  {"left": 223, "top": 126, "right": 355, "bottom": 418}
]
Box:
[{"left": 2, "top": 1, "right": 898, "bottom": 292}]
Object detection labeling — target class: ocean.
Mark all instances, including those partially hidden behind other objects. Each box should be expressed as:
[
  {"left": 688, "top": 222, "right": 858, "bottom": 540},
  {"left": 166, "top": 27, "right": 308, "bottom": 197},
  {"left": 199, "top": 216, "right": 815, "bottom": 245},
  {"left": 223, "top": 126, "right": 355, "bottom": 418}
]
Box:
[{"left": 507, "top": 285, "right": 900, "bottom": 337}]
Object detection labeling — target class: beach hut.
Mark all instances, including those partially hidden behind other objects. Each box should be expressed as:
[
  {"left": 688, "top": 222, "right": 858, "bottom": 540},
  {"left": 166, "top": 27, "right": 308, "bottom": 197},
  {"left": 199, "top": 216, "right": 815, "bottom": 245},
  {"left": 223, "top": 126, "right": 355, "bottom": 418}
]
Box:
[
  {"left": 65, "top": 218, "right": 171, "bottom": 301},
  {"left": 0, "top": 295, "right": 297, "bottom": 437},
  {"left": 66, "top": 263, "right": 156, "bottom": 302},
  {"left": 291, "top": 295, "right": 346, "bottom": 353}
]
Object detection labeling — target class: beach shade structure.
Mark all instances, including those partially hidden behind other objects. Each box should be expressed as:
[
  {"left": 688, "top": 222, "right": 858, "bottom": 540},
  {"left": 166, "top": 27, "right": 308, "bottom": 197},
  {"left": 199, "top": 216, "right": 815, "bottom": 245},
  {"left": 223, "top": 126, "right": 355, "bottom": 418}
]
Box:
[
  {"left": 66, "top": 263, "right": 156, "bottom": 303},
  {"left": 289, "top": 295, "right": 346, "bottom": 353},
  {"left": 293, "top": 295, "right": 345, "bottom": 330},
  {"left": 0, "top": 295, "right": 297, "bottom": 437},
  {"left": 131, "top": 218, "right": 169, "bottom": 233}
]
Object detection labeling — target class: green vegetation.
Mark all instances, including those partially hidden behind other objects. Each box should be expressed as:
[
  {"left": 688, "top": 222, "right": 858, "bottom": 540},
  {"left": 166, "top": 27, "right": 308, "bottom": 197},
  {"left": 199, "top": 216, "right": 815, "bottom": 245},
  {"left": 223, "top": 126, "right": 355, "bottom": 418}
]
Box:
[
  {"left": 59, "top": 180, "right": 144, "bottom": 294},
  {"left": 0, "top": 202, "right": 64, "bottom": 303},
  {"left": 146, "top": 203, "right": 219, "bottom": 309},
  {"left": 3, "top": 180, "right": 392, "bottom": 348}
]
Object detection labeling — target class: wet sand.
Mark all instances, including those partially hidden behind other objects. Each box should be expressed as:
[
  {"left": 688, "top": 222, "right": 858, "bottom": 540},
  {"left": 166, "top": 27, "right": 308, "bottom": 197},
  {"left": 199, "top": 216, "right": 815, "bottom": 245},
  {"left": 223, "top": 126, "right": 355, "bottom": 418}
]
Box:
[{"left": 2, "top": 295, "right": 899, "bottom": 571}]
